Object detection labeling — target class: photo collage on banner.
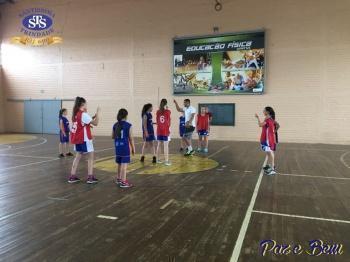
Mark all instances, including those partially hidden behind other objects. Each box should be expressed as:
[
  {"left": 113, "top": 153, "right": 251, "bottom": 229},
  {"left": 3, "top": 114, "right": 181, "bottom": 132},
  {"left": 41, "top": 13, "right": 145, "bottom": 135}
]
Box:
[{"left": 173, "top": 31, "right": 265, "bottom": 95}]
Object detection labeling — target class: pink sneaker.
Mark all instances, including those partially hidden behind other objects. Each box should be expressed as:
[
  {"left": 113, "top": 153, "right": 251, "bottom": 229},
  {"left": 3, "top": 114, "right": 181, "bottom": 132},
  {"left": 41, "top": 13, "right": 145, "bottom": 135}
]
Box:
[
  {"left": 119, "top": 180, "right": 133, "bottom": 188},
  {"left": 86, "top": 176, "right": 99, "bottom": 184},
  {"left": 68, "top": 176, "right": 80, "bottom": 184}
]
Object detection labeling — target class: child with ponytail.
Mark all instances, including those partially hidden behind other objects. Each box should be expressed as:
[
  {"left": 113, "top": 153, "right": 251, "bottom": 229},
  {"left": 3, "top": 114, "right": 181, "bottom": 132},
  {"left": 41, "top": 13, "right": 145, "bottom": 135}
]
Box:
[
  {"left": 113, "top": 108, "right": 135, "bottom": 188},
  {"left": 255, "top": 106, "right": 280, "bottom": 175},
  {"left": 156, "top": 99, "right": 171, "bottom": 166},
  {"left": 69, "top": 97, "right": 100, "bottom": 184}
]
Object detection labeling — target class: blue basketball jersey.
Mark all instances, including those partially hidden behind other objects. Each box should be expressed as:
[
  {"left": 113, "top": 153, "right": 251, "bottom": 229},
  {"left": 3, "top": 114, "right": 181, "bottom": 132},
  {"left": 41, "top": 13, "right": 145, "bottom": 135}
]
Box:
[
  {"left": 113, "top": 121, "right": 132, "bottom": 157},
  {"left": 179, "top": 116, "right": 185, "bottom": 136},
  {"left": 142, "top": 112, "right": 154, "bottom": 135},
  {"left": 60, "top": 116, "right": 70, "bottom": 133}
]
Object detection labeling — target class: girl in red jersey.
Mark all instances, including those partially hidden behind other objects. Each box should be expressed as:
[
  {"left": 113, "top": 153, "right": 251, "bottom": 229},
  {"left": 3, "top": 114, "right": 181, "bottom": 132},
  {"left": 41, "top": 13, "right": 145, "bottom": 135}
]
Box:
[
  {"left": 156, "top": 99, "right": 171, "bottom": 166},
  {"left": 69, "top": 97, "right": 100, "bottom": 184},
  {"left": 255, "top": 106, "right": 280, "bottom": 175},
  {"left": 196, "top": 106, "right": 210, "bottom": 153}
]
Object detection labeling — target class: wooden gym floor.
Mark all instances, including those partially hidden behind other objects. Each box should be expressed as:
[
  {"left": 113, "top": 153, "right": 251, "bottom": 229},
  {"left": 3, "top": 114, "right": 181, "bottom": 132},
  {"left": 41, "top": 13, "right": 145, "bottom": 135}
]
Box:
[{"left": 0, "top": 134, "right": 349, "bottom": 262}]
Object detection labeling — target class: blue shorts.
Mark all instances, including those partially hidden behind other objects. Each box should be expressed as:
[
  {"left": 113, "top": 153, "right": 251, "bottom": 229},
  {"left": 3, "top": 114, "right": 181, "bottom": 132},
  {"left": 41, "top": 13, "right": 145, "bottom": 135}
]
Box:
[
  {"left": 179, "top": 128, "right": 185, "bottom": 137},
  {"left": 157, "top": 136, "right": 170, "bottom": 142},
  {"left": 116, "top": 155, "right": 130, "bottom": 164},
  {"left": 198, "top": 130, "right": 209, "bottom": 136},
  {"left": 143, "top": 134, "right": 155, "bottom": 142},
  {"left": 60, "top": 132, "right": 69, "bottom": 143},
  {"left": 74, "top": 140, "right": 94, "bottom": 153},
  {"left": 261, "top": 142, "right": 276, "bottom": 152}
]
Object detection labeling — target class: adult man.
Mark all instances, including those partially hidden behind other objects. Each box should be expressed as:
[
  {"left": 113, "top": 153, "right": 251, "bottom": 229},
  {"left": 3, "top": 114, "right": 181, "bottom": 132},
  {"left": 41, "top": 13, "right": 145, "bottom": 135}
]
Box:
[{"left": 174, "top": 99, "right": 196, "bottom": 156}]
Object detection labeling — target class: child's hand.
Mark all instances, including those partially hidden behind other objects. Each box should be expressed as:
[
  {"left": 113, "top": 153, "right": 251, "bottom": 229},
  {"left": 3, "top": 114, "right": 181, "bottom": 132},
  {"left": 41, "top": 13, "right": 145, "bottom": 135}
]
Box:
[
  {"left": 131, "top": 148, "right": 135, "bottom": 155},
  {"left": 255, "top": 113, "right": 259, "bottom": 119}
]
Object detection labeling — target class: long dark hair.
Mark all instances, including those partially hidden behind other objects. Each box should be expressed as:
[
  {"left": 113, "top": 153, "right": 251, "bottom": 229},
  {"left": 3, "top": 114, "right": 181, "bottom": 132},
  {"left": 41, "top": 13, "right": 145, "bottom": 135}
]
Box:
[
  {"left": 113, "top": 108, "right": 128, "bottom": 139},
  {"left": 59, "top": 108, "right": 67, "bottom": 118},
  {"left": 141, "top": 103, "right": 152, "bottom": 117},
  {"left": 265, "top": 106, "right": 275, "bottom": 120},
  {"left": 72, "top": 97, "right": 86, "bottom": 121},
  {"left": 159, "top": 99, "right": 167, "bottom": 112}
]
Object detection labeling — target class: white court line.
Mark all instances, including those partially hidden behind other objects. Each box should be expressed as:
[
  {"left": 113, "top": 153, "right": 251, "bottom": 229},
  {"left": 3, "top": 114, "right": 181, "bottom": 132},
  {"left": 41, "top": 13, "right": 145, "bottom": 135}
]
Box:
[
  {"left": 0, "top": 158, "right": 60, "bottom": 172},
  {"left": 47, "top": 197, "right": 68, "bottom": 201},
  {"left": 97, "top": 215, "right": 118, "bottom": 220},
  {"left": 279, "top": 173, "right": 350, "bottom": 181},
  {"left": 0, "top": 153, "right": 56, "bottom": 159},
  {"left": 160, "top": 199, "right": 175, "bottom": 210},
  {"left": 340, "top": 151, "right": 350, "bottom": 168},
  {"left": 207, "top": 146, "right": 230, "bottom": 158},
  {"left": 0, "top": 137, "right": 48, "bottom": 152},
  {"left": 230, "top": 157, "right": 267, "bottom": 262},
  {"left": 253, "top": 210, "right": 350, "bottom": 224}
]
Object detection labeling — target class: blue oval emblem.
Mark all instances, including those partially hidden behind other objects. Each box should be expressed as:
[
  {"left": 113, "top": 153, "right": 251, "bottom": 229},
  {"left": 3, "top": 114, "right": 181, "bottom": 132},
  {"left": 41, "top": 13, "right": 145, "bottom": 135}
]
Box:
[{"left": 22, "top": 14, "right": 53, "bottom": 31}]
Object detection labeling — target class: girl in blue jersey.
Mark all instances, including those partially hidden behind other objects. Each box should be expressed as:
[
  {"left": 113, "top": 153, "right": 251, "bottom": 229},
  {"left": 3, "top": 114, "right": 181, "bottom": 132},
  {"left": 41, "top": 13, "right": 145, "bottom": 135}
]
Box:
[
  {"left": 179, "top": 113, "right": 186, "bottom": 151},
  {"left": 113, "top": 108, "right": 135, "bottom": 188},
  {"left": 140, "top": 103, "right": 157, "bottom": 163},
  {"left": 58, "top": 108, "right": 73, "bottom": 158}
]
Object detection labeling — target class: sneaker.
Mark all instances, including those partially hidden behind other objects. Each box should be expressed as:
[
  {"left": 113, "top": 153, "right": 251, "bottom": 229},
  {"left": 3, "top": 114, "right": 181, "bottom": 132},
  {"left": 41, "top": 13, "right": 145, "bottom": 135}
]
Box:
[
  {"left": 196, "top": 148, "right": 202, "bottom": 153},
  {"left": 164, "top": 161, "right": 172, "bottom": 166},
  {"left": 152, "top": 156, "right": 157, "bottom": 164},
  {"left": 119, "top": 180, "right": 133, "bottom": 188},
  {"left": 180, "top": 148, "right": 184, "bottom": 152},
  {"left": 266, "top": 169, "right": 277, "bottom": 176},
  {"left": 263, "top": 165, "right": 271, "bottom": 171},
  {"left": 66, "top": 152, "right": 74, "bottom": 157},
  {"left": 86, "top": 176, "right": 99, "bottom": 184},
  {"left": 68, "top": 176, "right": 80, "bottom": 183},
  {"left": 59, "top": 153, "right": 65, "bottom": 158},
  {"left": 115, "top": 178, "right": 121, "bottom": 185},
  {"left": 157, "top": 160, "right": 163, "bottom": 164},
  {"left": 184, "top": 150, "right": 194, "bottom": 156},
  {"left": 140, "top": 156, "right": 145, "bottom": 163},
  {"left": 203, "top": 148, "right": 208, "bottom": 153}
]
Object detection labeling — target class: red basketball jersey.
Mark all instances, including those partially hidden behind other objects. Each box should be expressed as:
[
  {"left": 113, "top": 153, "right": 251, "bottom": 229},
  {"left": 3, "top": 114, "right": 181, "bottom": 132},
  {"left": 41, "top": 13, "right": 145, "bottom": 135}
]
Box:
[
  {"left": 156, "top": 109, "right": 171, "bottom": 136},
  {"left": 70, "top": 110, "right": 92, "bottom": 144},
  {"left": 260, "top": 117, "right": 276, "bottom": 150},
  {"left": 197, "top": 114, "right": 209, "bottom": 131}
]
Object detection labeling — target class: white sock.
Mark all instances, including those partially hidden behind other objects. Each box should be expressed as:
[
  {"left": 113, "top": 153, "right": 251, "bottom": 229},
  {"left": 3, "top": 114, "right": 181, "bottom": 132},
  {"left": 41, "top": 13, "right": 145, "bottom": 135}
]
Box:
[{"left": 188, "top": 146, "right": 193, "bottom": 151}]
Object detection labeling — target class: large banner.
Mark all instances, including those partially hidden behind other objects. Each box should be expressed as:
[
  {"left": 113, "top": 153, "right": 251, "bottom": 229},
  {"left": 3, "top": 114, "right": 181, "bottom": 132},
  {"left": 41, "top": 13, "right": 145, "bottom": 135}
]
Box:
[{"left": 173, "top": 31, "right": 265, "bottom": 95}]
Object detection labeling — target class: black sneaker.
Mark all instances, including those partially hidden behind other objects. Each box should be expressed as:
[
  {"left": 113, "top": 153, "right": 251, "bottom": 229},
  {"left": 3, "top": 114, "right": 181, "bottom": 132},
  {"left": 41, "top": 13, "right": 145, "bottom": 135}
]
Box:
[
  {"left": 140, "top": 156, "right": 145, "bottom": 163},
  {"left": 184, "top": 150, "right": 194, "bottom": 156},
  {"left": 263, "top": 165, "right": 271, "bottom": 171},
  {"left": 86, "top": 176, "right": 99, "bottom": 184},
  {"left": 68, "top": 176, "right": 80, "bottom": 183},
  {"left": 59, "top": 153, "right": 65, "bottom": 158},
  {"left": 152, "top": 156, "right": 157, "bottom": 164},
  {"left": 66, "top": 152, "right": 74, "bottom": 157}
]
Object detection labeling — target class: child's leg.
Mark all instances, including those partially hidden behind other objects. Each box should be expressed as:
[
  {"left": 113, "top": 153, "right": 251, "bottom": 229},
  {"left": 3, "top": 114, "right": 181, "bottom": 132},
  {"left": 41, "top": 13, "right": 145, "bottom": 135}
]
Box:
[
  {"left": 141, "top": 141, "right": 147, "bottom": 156},
  {"left": 151, "top": 141, "right": 156, "bottom": 156},
  {"left": 59, "top": 143, "right": 63, "bottom": 154},
  {"left": 117, "top": 164, "right": 121, "bottom": 180},
  {"left": 156, "top": 141, "right": 161, "bottom": 160},
  {"left": 64, "top": 143, "right": 68, "bottom": 154},
  {"left": 71, "top": 152, "right": 82, "bottom": 175},
  {"left": 121, "top": 163, "right": 127, "bottom": 181},
  {"left": 270, "top": 151, "right": 275, "bottom": 169},
  {"left": 180, "top": 138, "right": 184, "bottom": 149},
  {"left": 164, "top": 141, "right": 169, "bottom": 162},
  {"left": 205, "top": 136, "right": 209, "bottom": 149},
  {"left": 87, "top": 152, "right": 94, "bottom": 176}
]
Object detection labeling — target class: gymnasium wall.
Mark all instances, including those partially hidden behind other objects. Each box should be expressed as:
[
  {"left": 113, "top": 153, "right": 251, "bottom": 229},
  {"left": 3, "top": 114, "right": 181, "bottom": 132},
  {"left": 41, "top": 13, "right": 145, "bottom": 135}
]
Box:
[{"left": 0, "top": 0, "right": 350, "bottom": 144}]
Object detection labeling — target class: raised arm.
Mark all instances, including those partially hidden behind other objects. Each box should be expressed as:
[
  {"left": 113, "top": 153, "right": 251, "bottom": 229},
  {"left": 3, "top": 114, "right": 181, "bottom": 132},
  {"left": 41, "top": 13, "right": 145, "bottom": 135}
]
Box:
[
  {"left": 90, "top": 107, "right": 101, "bottom": 126},
  {"left": 255, "top": 113, "right": 265, "bottom": 127},
  {"left": 173, "top": 100, "right": 184, "bottom": 113}
]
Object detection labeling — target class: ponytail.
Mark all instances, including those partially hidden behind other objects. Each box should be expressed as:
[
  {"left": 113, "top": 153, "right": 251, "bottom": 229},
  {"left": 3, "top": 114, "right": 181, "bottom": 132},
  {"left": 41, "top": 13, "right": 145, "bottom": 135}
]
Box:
[
  {"left": 113, "top": 108, "right": 128, "bottom": 139},
  {"left": 59, "top": 108, "right": 66, "bottom": 118},
  {"left": 72, "top": 97, "right": 86, "bottom": 121},
  {"left": 141, "top": 103, "right": 152, "bottom": 117}
]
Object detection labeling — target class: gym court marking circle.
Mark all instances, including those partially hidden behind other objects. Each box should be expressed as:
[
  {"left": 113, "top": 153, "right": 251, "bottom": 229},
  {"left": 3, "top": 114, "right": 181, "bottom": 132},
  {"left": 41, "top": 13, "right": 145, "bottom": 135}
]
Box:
[{"left": 95, "top": 154, "right": 219, "bottom": 175}]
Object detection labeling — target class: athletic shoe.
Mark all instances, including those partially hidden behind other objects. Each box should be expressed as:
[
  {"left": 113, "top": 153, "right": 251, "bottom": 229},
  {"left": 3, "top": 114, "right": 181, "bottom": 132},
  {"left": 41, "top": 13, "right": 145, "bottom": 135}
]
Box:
[
  {"left": 184, "top": 150, "right": 194, "bottom": 156},
  {"left": 164, "top": 161, "right": 172, "bottom": 166},
  {"left": 157, "top": 160, "right": 163, "bottom": 164},
  {"left": 66, "top": 152, "right": 74, "bottom": 156},
  {"left": 152, "top": 156, "right": 157, "bottom": 164},
  {"left": 115, "top": 178, "right": 121, "bottom": 185},
  {"left": 86, "top": 176, "right": 99, "bottom": 184},
  {"left": 68, "top": 176, "right": 80, "bottom": 183},
  {"left": 59, "top": 153, "right": 65, "bottom": 158},
  {"left": 266, "top": 169, "right": 277, "bottom": 176},
  {"left": 180, "top": 148, "right": 184, "bottom": 152},
  {"left": 196, "top": 148, "right": 202, "bottom": 152},
  {"left": 119, "top": 180, "right": 133, "bottom": 188},
  {"left": 140, "top": 156, "right": 145, "bottom": 163},
  {"left": 203, "top": 148, "right": 208, "bottom": 153},
  {"left": 263, "top": 165, "right": 271, "bottom": 171}
]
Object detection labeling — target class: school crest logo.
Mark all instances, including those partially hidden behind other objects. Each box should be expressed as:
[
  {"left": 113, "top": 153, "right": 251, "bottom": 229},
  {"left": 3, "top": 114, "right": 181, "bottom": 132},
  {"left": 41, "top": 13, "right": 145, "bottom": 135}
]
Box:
[{"left": 11, "top": 8, "right": 63, "bottom": 46}]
